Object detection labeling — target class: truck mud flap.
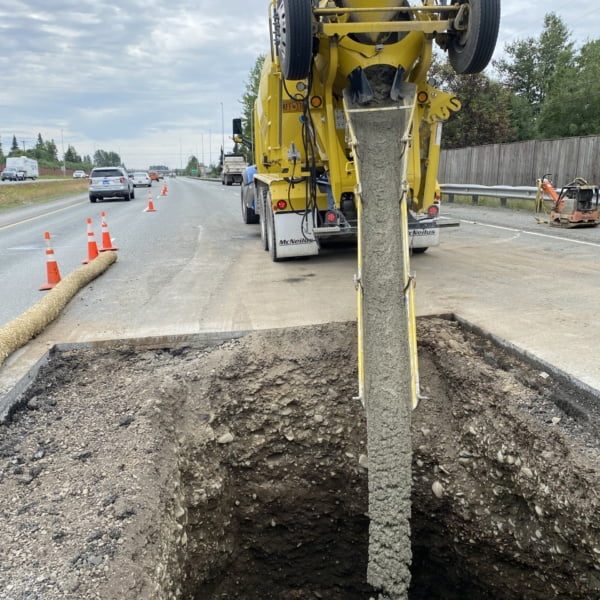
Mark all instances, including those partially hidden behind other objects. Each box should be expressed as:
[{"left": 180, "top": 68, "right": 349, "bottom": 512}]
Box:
[
  {"left": 409, "top": 220, "right": 440, "bottom": 249},
  {"left": 273, "top": 212, "right": 319, "bottom": 258}
]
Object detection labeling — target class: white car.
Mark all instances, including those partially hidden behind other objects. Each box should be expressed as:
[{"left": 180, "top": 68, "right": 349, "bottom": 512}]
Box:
[
  {"left": 73, "top": 170, "right": 87, "bottom": 178},
  {"left": 131, "top": 171, "right": 152, "bottom": 187}
]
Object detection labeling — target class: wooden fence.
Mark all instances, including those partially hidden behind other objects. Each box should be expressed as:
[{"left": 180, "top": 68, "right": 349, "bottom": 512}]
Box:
[{"left": 439, "top": 135, "right": 600, "bottom": 187}]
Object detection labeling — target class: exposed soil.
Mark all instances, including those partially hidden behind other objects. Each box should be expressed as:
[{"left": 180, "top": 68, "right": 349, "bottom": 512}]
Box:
[{"left": 0, "top": 317, "right": 599, "bottom": 600}]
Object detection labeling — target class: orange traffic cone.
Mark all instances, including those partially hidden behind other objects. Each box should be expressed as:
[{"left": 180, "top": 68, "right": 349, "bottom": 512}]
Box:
[
  {"left": 145, "top": 190, "right": 157, "bottom": 212},
  {"left": 160, "top": 183, "right": 168, "bottom": 196},
  {"left": 39, "top": 231, "right": 62, "bottom": 290},
  {"left": 99, "top": 211, "right": 119, "bottom": 251},
  {"left": 82, "top": 217, "right": 99, "bottom": 264}
]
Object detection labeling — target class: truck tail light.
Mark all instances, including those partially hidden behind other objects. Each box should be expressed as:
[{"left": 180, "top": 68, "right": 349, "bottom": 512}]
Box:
[
  {"left": 276, "top": 200, "right": 287, "bottom": 211},
  {"left": 427, "top": 204, "right": 439, "bottom": 217},
  {"left": 325, "top": 210, "right": 338, "bottom": 224}
]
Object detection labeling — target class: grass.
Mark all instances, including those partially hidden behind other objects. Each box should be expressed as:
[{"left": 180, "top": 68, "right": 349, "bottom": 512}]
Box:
[
  {"left": 443, "top": 194, "right": 541, "bottom": 212},
  {"left": 0, "top": 179, "right": 89, "bottom": 211}
]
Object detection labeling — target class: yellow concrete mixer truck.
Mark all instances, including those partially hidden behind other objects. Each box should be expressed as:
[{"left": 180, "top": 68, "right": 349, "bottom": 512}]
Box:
[
  {"left": 236, "top": 2, "right": 500, "bottom": 597},
  {"left": 237, "top": 0, "right": 499, "bottom": 261}
]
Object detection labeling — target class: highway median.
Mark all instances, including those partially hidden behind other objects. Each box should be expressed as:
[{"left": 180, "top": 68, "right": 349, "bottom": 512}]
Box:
[{"left": 0, "top": 179, "right": 88, "bottom": 211}]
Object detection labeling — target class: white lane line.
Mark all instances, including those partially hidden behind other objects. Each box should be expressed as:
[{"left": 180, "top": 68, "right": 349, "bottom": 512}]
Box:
[
  {"left": 0, "top": 200, "right": 86, "bottom": 231},
  {"left": 440, "top": 216, "right": 600, "bottom": 249}
]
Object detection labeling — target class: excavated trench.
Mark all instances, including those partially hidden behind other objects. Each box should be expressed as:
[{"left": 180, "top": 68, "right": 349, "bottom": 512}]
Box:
[{"left": 1, "top": 318, "right": 599, "bottom": 599}]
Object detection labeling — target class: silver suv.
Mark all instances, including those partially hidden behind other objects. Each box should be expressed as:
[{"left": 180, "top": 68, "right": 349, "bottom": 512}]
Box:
[{"left": 89, "top": 166, "right": 134, "bottom": 203}]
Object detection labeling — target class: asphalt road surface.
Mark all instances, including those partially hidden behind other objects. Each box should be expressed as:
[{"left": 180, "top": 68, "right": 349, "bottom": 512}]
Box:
[{"left": 1, "top": 178, "right": 600, "bottom": 395}]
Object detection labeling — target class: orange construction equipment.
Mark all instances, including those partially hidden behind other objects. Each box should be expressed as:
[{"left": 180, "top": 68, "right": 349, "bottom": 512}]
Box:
[
  {"left": 82, "top": 217, "right": 99, "bottom": 264},
  {"left": 39, "top": 231, "right": 62, "bottom": 290},
  {"left": 537, "top": 174, "right": 599, "bottom": 228},
  {"left": 99, "top": 211, "right": 119, "bottom": 252},
  {"left": 160, "top": 183, "right": 168, "bottom": 196},
  {"left": 145, "top": 190, "right": 157, "bottom": 212}
]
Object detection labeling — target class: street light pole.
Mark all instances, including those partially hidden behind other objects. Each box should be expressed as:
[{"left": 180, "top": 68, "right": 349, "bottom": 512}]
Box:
[
  {"left": 61, "top": 129, "right": 65, "bottom": 177},
  {"left": 220, "top": 102, "right": 225, "bottom": 161}
]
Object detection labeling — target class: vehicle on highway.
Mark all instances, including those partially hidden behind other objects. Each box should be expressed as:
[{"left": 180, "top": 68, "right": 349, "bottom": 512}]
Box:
[
  {"left": 88, "top": 166, "right": 134, "bottom": 203},
  {"left": 148, "top": 171, "right": 160, "bottom": 182},
  {"left": 73, "top": 170, "right": 87, "bottom": 178},
  {"left": 131, "top": 171, "right": 152, "bottom": 187},
  {"left": 1, "top": 167, "right": 25, "bottom": 182},
  {"left": 5, "top": 156, "right": 38, "bottom": 180},
  {"left": 222, "top": 154, "right": 247, "bottom": 186}
]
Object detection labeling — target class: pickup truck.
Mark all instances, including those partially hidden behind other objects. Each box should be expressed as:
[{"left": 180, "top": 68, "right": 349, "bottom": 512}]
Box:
[{"left": 1, "top": 168, "right": 25, "bottom": 182}]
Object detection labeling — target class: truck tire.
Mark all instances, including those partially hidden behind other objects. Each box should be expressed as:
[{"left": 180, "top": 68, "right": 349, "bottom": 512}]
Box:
[
  {"left": 89, "top": 195, "right": 97, "bottom": 203},
  {"left": 241, "top": 186, "right": 259, "bottom": 224},
  {"left": 448, "top": 0, "right": 500, "bottom": 74},
  {"left": 276, "top": 0, "right": 313, "bottom": 81}
]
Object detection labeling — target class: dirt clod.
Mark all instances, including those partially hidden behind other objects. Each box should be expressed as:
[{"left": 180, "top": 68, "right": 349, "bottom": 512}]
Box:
[{"left": 0, "top": 318, "right": 598, "bottom": 599}]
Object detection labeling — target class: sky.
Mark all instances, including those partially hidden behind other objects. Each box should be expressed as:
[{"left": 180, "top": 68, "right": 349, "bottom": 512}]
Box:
[{"left": 1, "top": 1, "right": 598, "bottom": 170}]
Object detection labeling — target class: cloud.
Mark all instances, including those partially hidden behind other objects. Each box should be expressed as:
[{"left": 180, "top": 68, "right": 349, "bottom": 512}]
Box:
[{"left": 1, "top": 0, "right": 597, "bottom": 167}]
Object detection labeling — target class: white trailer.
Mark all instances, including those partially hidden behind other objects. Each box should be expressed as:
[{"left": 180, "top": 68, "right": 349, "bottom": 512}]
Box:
[{"left": 6, "top": 157, "right": 39, "bottom": 180}]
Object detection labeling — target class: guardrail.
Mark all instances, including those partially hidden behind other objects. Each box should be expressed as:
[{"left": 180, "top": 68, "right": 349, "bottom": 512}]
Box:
[
  {"left": 194, "top": 177, "right": 545, "bottom": 204},
  {"left": 441, "top": 184, "right": 543, "bottom": 206}
]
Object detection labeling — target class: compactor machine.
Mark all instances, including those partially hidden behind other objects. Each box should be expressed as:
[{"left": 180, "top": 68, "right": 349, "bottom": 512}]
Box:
[
  {"left": 537, "top": 174, "right": 599, "bottom": 227},
  {"left": 238, "top": 2, "right": 500, "bottom": 597}
]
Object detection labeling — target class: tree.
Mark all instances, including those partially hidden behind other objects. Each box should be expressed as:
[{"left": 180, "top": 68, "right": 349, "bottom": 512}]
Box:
[
  {"left": 536, "top": 39, "right": 600, "bottom": 138},
  {"left": 42, "top": 139, "right": 58, "bottom": 162},
  {"left": 429, "top": 56, "right": 515, "bottom": 148},
  {"left": 32, "top": 133, "right": 45, "bottom": 159},
  {"left": 495, "top": 13, "right": 574, "bottom": 135},
  {"left": 10, "top": 135, "right": 19, "bottom": 154},
  {"left": 238, "top": 54, "right": 265, "bottom": 163},
  {"left": 0, "top": 140, "right": 4, "bottom": 166},
  {"left": 64, "top": 144, "right": 82, "bottom": 163},
  {"left": 185, "top": 155, "right": 199, "bottom": 175},
  {"left": 93, "top": 149, "right": 121, "bottom": 167}
]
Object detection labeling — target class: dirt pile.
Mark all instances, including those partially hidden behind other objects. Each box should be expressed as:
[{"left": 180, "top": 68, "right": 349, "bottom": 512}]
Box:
[{"left": 0, "top": 318, "right": 598, "bottom": 599}]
